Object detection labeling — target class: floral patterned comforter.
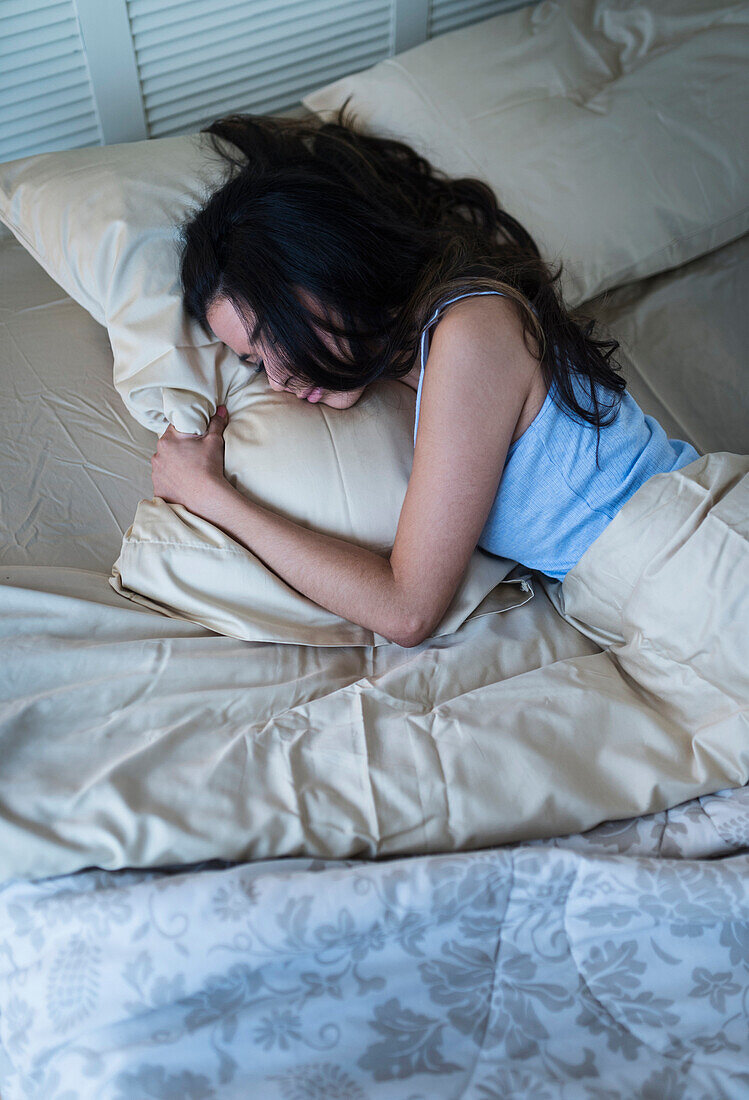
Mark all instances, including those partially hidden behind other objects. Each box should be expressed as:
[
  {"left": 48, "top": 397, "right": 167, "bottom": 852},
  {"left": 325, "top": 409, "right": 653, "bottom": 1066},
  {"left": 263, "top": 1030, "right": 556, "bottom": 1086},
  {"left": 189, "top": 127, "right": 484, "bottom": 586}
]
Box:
[{"left": 1, "top": 785, "right": 747, "bottom": 1100}]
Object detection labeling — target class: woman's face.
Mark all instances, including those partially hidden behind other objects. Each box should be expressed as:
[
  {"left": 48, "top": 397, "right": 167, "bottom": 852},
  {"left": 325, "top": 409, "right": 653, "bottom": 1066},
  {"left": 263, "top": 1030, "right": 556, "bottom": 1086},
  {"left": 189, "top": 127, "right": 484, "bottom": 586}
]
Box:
[{"left": 206, "top": 296, "right": 367, "bottom": 410}]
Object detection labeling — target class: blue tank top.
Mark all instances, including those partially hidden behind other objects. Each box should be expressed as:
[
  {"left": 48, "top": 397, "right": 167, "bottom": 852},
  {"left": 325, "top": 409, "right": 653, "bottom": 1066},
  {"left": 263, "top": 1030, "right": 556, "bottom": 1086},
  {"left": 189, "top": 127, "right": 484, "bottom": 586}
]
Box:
[{"left": 413, "top": 292, "right": 700, "bottom": 581}]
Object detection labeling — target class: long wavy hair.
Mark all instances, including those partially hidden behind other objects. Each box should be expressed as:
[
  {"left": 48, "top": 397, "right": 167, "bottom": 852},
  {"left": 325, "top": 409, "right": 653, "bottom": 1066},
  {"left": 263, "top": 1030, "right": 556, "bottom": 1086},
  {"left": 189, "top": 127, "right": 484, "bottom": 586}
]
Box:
[{"left": 180, "top": 107, "right": 625, "bottom": 434}]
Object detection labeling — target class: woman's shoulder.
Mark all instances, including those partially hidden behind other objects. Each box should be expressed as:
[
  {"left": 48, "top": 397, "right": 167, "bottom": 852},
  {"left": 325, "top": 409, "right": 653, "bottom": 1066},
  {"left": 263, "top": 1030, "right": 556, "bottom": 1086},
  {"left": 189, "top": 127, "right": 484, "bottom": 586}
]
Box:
[
  {"left": 425, "top": 292, "right": 548, "bottom": 446},
  {"left": 428, "top": 292, "right": 542, "bottom": 385},
  {"left": 431, "top": 289, "right": 519, "bottom": 328},
  {"left": 430, "top": 292, "right": 537, "bottom": 354}
]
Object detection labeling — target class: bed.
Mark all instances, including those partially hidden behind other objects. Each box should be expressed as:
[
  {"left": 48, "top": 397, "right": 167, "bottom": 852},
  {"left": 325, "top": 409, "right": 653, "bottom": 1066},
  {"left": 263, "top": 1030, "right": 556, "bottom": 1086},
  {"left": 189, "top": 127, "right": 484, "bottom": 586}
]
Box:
[
  {"left": 1, "top": 215, "right": 747, "bottom": 1100},
  {"left": 1, "top": 2, "right": 748, "bottom": 1096}
]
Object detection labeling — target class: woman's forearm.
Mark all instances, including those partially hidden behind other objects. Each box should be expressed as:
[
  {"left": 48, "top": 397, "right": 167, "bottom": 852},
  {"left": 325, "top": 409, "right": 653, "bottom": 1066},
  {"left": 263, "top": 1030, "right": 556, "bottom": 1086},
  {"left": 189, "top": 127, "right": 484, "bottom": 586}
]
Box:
[{"left": 192, "top": 478, "right": 420, "bottom": 645}]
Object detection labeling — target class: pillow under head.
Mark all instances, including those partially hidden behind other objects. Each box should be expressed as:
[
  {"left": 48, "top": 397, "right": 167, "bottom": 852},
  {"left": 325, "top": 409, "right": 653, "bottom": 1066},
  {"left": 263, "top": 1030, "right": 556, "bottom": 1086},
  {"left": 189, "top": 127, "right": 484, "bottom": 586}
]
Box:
[{"left": 0, "top": 132, "right": 246, "bottom": 436}]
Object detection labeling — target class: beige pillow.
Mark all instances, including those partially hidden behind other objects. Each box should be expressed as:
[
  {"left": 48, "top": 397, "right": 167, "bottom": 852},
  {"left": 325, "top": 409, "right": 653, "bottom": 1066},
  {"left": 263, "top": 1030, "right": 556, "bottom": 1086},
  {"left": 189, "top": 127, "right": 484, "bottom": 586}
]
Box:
[
  {"left": 0, "top": 132, "right": 525, "bottom": 646},
  {"left": 0, "top": 132, "right": 245, "bottom": 436},
  {"left": 304, "top": 0, "right": 749, "bottom": 308},
  {"left": 110, "top": 372, "right": 529, "bottom": 646}
]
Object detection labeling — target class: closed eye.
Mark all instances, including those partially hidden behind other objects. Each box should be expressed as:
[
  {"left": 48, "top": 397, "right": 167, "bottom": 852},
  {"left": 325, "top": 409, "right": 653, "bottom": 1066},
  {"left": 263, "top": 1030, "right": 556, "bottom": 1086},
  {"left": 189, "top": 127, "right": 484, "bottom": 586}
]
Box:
[
  {"left": 240, "top": 356, "right": 292, "bottom": 389},
  {"left": 237, "top": 353, "right": 264, "bottom": 375}
]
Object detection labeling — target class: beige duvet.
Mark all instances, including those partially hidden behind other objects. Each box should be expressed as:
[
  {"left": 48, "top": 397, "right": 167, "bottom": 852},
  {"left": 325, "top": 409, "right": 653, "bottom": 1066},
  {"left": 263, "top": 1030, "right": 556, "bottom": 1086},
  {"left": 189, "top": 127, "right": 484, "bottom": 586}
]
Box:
[
  {"left": 1, "top": 450, "right": 747, "bottom": 883},
  {"left": 0, "top": 235, "right": 748, "bottom": 882}
]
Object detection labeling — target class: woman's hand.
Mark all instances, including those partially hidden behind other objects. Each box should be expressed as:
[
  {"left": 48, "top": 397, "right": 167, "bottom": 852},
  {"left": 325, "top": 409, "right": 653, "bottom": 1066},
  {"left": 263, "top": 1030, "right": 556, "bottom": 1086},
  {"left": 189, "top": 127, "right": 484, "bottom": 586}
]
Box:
[{"left": 150, "top": 405, "right": 229, "bottom": 516}]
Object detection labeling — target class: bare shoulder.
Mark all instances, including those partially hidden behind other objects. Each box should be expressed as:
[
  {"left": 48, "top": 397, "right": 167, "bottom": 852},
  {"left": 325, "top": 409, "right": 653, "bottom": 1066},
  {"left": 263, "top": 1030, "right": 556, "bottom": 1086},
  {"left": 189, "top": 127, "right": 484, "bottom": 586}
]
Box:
[
  {"left": 430, "top": 293, "right": 542, "bottom": 377},
  {"left": 420, "top": 292, "right": 547, "bottom": 447}
]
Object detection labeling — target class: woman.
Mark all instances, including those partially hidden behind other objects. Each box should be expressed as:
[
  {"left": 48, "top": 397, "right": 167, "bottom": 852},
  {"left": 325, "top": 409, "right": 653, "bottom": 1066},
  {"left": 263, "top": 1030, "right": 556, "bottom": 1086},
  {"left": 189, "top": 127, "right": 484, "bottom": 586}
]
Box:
[{"left": 150, "top": 110, "right": 716, "bottom": 659}]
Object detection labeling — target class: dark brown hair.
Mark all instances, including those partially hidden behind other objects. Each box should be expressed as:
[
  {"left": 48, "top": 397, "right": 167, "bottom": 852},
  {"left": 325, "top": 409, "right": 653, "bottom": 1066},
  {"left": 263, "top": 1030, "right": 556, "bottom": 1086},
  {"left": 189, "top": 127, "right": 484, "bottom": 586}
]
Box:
[{"left": 180, "top": 107, "right": 625, "bottom": 434}]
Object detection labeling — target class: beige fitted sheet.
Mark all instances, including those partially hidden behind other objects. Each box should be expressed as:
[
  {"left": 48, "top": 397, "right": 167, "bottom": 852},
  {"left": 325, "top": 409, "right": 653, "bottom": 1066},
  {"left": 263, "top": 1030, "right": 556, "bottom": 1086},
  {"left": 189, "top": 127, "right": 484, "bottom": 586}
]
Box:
[{"left": 0, "top": 239, "right": 153, "bottom": 571}]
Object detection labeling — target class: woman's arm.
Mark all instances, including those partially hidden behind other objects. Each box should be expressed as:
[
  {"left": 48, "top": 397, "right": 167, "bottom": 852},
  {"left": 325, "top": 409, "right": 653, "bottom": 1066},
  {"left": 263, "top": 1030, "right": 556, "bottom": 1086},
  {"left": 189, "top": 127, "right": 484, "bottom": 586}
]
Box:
[
  {"left": 151, "top": 296, "right": 539, "bottom": 646},
  {"left": 181, "top": 473, "right": 416, "bottom": 644}
]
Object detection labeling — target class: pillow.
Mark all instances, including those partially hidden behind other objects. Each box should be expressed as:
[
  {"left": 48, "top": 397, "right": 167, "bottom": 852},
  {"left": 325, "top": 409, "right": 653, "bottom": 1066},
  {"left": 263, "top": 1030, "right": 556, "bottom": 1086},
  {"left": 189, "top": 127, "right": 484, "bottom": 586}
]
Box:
[
  {"left": 304, "top": 0, "right": 749, "bottom": 308},
  {"left": 584, "top": 231, "right": 749, "bottom": 457},
  {"left": 0, "top": 132, "right": 246, "bottom": 436},
  {"left": 110, "top": 372, "right": 530, "bottom": 646},
  {"left": 0, "top": 133, "right": 524, "bottom": 646}
]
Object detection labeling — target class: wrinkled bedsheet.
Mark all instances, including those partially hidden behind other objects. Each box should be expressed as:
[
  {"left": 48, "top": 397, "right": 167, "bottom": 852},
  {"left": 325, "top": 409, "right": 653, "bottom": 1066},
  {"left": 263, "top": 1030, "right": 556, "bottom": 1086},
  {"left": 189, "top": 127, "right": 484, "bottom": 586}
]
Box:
[{"left": 1, "top": 784, "right": 747, "bottom": 1099}]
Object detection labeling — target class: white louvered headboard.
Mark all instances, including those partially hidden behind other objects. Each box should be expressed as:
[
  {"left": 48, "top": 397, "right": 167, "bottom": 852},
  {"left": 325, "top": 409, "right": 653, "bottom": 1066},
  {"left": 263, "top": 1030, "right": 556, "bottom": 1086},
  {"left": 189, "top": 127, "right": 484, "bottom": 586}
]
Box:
[
  {"left": 1, "top": 0, "right": 102, "bottom": 161},
  {"left": 0, "top": 0, "right": 533, "bottom": 162}
]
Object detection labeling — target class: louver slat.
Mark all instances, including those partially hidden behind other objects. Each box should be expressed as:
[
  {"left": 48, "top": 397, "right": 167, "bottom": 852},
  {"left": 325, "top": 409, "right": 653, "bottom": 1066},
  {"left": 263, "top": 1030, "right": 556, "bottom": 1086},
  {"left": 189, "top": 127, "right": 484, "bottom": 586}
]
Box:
[
  {"left": 1, "top": 2, "right": 73, "bottom": 39},
  {"left": 0, "top": 51, "right": 84, "bottom": 97},
  {"left": 134, "top": 0, "right": 386, "bottom": 72}
]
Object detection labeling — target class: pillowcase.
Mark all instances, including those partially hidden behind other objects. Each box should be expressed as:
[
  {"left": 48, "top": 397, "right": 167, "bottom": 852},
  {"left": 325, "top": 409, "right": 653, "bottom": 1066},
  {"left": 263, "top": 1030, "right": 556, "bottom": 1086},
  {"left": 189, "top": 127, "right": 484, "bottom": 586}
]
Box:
[
  {"left": 304, "top": 0, "right": 749, "bottom": 308},
  {"left": 110, "top": 372, "right": 530, "bottom": 646},
  {"left": 0, "top": 132, "right": 246, "bottom": 436},
  {"left": 0, "top": 132, "right": 525, "bottom": 646}
]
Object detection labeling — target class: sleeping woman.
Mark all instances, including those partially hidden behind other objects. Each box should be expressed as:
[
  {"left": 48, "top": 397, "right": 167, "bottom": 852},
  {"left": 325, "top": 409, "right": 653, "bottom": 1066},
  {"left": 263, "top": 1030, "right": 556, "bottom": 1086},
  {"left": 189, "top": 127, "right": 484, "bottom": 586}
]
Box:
[{"left": 150, "top": 111, "right": 746, "bottom": 729}]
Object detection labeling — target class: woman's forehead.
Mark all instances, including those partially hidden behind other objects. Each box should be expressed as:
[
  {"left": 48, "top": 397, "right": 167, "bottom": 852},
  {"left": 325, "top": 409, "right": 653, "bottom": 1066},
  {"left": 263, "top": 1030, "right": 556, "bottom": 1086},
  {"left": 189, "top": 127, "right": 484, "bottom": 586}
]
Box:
[{"left": 206, "top": 297, "right": 256, "bottom": 350}]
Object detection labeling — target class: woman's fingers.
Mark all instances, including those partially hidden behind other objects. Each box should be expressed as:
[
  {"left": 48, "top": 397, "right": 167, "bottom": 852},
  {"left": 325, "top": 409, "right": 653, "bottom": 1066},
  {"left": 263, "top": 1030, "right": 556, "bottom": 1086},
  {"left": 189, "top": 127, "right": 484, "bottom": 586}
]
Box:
[{"left": 205, "top": 406, "right": 228, "bottom": 435}]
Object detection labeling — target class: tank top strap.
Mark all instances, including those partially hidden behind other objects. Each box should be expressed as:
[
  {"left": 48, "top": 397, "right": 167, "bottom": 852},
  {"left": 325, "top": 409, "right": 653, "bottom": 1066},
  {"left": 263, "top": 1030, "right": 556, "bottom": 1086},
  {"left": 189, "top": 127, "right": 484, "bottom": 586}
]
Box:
[
  {"left": 419, "top": 290, "right": 510, "bottom": 370},
  {"left": 414, "top": 290, "right": 511, "bottom": 446}
]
